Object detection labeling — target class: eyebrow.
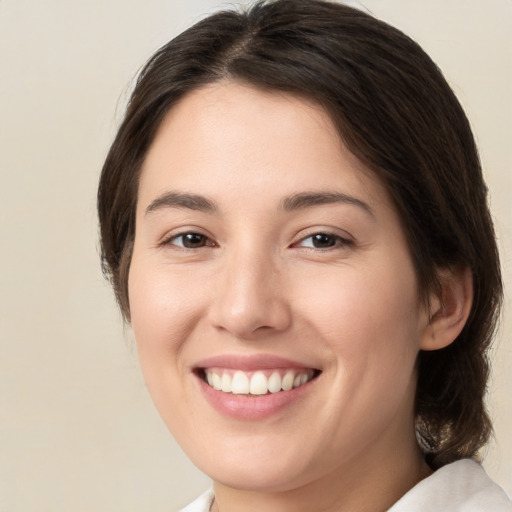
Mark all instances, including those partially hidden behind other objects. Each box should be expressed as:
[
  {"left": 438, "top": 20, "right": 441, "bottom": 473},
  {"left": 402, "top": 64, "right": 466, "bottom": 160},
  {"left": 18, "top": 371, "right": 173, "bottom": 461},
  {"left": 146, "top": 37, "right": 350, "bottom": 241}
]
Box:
[
  {"left": 145, "top": 190, "right": 374, "bottom": 218},
  {"left": 281, "top": 191, "right": 374, "bottom": 217},
  {"left": 145, "top": 192, "right": 218, "bottom": 215}
]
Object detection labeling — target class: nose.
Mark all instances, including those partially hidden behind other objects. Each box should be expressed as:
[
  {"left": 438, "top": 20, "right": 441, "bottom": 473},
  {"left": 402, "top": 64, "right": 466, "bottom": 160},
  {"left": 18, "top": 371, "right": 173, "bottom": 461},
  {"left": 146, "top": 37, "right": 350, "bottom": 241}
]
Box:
[{"left": 208, "top": 248, "right": 292, "bottom": 340}]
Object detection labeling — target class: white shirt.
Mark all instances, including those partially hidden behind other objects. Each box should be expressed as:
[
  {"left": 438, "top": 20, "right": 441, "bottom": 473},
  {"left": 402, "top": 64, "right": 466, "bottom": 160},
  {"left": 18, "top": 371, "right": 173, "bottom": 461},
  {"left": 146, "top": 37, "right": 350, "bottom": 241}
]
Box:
[{"left": 179, "top": 459, "right": 512, "bottom": 511}]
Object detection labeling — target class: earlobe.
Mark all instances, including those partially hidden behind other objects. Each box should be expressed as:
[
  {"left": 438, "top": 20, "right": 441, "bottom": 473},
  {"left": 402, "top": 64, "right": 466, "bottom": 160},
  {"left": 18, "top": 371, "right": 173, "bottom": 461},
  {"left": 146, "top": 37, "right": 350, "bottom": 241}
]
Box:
[{"left": 420, "top": 266, "right": 473, "bottom": 351}]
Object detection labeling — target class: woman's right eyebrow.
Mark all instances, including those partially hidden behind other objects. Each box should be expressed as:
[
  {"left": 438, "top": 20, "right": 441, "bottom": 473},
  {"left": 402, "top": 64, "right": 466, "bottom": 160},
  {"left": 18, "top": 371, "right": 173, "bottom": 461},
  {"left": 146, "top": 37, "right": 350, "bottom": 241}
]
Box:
[{"left": 145, "top": 192, "right": 218, "bottom": 215}]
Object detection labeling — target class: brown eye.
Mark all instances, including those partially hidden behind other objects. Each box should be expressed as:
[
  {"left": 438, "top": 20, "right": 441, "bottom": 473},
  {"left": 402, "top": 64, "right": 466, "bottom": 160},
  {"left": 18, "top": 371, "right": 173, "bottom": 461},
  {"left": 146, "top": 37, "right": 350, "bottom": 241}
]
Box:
[
  {"left": 296, "top": 232, "right": 348, "bottom": 249},
  {"left": 310, "top": 233, "right": 337, "bottom": 248},
  {"left": 167, "top": 232, "right": 215, "bottom": 249}
]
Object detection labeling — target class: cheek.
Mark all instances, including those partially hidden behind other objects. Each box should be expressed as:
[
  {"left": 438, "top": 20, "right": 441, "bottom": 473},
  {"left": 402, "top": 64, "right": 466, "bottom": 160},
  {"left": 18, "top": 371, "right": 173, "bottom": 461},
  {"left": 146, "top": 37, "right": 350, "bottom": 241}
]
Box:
[
  {"left": 127, "top": 258, "right": 210, "bottom": 433},
  {"left": 128, "top": 258, "right": 204, "bottom": 367},
  {"left": 296, "top": 258, "right": 422, "bottom": 373},
  {"left": 302, "top": 263, "right": 421, "bottom": 414}
]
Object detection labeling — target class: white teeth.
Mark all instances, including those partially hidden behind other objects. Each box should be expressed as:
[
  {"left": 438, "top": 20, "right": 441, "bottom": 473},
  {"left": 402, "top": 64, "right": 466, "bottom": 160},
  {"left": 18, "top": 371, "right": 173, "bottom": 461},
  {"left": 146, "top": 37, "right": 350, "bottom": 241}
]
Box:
[
  {"left": 268, "top": 372, "right": 282, "bottom": 393},
  {"left": 281, "top": 371, "right": 294, "bottom": 391},
  {"left": 249, "top": 372, "right": 268, "bottom": 395},
  {"left": 212, "top": 372, "right": 222, "bottom": 390},
  {"left": 231, "top": 371, "right": 249, "bottom": 394},
  {"left": 221, "top": 373, "right": 232, "bottom": 393},
  {"left": 204, "top": 368, "right": 315, "bottom": 395}
]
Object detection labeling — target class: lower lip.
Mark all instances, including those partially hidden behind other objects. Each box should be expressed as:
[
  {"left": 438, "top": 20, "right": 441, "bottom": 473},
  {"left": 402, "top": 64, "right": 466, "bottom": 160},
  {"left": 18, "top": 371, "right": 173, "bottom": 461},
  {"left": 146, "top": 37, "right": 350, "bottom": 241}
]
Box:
[{"left": 196, "top": 373, "right": 317, "bottom": 420}]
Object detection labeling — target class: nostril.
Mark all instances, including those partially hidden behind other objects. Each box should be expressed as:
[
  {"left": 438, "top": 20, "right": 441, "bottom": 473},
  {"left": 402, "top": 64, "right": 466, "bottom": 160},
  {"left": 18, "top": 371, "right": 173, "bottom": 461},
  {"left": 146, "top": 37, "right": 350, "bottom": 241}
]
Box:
[
  {"left": 207, "top": 264, "right": 292, "bottom": 338},
  {"left": 210, "top": 302, "right": 293, "bottom": 339}
]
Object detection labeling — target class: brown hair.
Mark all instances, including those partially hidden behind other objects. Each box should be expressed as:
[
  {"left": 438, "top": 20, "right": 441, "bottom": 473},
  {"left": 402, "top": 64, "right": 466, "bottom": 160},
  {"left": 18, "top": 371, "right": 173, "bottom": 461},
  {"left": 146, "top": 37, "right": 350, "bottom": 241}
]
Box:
[{"left": 98, "top": 0, "right": 502, "bottom": 469}]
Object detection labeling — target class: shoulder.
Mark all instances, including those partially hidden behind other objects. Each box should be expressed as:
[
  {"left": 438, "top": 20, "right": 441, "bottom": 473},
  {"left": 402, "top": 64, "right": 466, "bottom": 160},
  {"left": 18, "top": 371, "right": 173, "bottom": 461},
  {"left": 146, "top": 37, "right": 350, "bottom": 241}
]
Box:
[
  {"left": 178, "top": 488, "right": 214, "bottom": 512},
  {"left": 389, "top": 459, "right": 512, "bottom": 511}
]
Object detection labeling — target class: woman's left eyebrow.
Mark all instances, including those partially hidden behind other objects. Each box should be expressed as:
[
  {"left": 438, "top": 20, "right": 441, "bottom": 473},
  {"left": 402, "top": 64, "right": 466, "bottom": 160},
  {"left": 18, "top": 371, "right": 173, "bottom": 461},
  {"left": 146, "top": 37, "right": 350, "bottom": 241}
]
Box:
[{"left": 280, "top": 191, "right": 375, "bottom": 218}]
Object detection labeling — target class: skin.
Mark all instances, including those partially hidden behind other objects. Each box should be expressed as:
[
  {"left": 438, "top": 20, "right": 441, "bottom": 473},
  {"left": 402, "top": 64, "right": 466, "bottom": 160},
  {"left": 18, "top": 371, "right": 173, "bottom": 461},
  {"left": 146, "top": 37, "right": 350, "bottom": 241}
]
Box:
[{"left": 128, "top": 81, "right": 471, "bottom": 512}]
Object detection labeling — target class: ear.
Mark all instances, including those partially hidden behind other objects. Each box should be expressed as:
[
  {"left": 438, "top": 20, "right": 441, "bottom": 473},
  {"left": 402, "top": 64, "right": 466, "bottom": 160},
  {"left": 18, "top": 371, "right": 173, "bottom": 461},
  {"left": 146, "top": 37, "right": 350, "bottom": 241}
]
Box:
[{"left": 420, "top": 265, "right": 473, "bottom": 351}]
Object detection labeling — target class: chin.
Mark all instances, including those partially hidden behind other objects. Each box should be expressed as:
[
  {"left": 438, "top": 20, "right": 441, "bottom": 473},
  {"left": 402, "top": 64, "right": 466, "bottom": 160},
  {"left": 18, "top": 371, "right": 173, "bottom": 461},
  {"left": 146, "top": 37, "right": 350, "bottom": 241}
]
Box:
[
  {"left": 186, "top": 434, "right": 324, "bottom": 493},
  {"left": 205, "top": 460, "right": 312, "bottom": 493}
]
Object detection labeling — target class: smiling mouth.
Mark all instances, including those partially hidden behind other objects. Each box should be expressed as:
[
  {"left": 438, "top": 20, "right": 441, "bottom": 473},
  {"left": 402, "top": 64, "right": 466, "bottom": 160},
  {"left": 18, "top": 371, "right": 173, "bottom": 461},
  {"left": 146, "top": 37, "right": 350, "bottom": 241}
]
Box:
[{"left": 198, "top": 368, "right": 320, "bottom": 395}]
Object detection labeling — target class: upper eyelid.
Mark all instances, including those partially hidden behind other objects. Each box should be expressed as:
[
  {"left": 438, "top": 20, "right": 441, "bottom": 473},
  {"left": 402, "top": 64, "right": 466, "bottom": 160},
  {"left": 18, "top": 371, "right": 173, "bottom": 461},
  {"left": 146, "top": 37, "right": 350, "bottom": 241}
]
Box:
[
  {"left": 160, "top": 229, "right": 216, "bottom": 247},
  {"left": 291, "top": 227, "right": 354, "bottom": 244},
  {"left": 292, "top": 233, "right": 352, "bottom": 249},
  {"left": 160, "top": 225, "right": 212, "bottom": 239}
]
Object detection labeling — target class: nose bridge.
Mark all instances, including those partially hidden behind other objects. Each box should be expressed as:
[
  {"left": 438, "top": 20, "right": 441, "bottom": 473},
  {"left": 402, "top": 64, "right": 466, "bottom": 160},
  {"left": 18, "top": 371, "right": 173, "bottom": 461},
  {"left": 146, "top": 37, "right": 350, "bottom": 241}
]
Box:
[{"left": 210, "top": 239, "right": 291, "bottom": 338}]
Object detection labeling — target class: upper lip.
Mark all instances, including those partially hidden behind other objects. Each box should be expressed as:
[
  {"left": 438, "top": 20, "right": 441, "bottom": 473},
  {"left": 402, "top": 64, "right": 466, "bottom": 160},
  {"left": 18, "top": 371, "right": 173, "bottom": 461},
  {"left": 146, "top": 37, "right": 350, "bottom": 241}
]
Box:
[{"left": 193, "top": 354, "right": 319, "bottom": 372}]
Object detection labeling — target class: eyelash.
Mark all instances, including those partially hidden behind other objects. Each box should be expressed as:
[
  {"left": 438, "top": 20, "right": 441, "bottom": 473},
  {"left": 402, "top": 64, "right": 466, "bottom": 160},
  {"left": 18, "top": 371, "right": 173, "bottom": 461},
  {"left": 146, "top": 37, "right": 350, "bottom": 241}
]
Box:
[
  {"left": 161, "top": 231, "right": 352, "bottom": 251},
  {"left": 161, "top": 232, "right": 216, "bottom": 250},
  {"left": 292, "top": 232, "right": 353, "bottom": 250}
]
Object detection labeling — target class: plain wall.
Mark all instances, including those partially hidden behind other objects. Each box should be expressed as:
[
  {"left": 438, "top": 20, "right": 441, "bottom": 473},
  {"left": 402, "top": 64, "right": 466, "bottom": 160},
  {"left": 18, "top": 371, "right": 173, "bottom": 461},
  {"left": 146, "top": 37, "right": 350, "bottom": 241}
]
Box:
[{"left": 0, "top": 1, "right": 510, "bottom": 510}]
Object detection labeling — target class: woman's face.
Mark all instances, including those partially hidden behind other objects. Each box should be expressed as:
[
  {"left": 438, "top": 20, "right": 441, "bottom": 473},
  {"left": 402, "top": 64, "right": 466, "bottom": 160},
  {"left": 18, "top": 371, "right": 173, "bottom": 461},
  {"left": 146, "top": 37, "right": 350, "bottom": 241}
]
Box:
[{"left": 129, "top": 82, "right": 431, "bottom": 492}]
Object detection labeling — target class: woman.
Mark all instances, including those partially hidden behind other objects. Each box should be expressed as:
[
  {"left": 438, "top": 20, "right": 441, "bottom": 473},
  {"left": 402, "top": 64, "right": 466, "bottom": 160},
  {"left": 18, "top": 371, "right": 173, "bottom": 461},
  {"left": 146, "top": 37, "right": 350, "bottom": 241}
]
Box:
[{"left": 97, "top": 0, "right": 511, "bottom": 510}]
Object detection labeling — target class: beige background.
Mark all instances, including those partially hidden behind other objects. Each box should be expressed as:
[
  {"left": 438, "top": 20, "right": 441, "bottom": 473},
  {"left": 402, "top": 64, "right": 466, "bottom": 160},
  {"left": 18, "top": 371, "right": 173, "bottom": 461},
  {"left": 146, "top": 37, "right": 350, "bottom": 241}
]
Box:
[{"left": 0, "top": 0, "right": 510, "bottom": 510}]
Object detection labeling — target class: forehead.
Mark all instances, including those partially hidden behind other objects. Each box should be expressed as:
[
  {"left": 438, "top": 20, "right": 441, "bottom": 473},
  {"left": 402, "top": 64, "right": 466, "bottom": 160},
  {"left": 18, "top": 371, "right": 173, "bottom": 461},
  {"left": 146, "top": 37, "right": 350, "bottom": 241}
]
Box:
[{"left": 138, "top": 81, "right": 392, "bottom": 216}]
